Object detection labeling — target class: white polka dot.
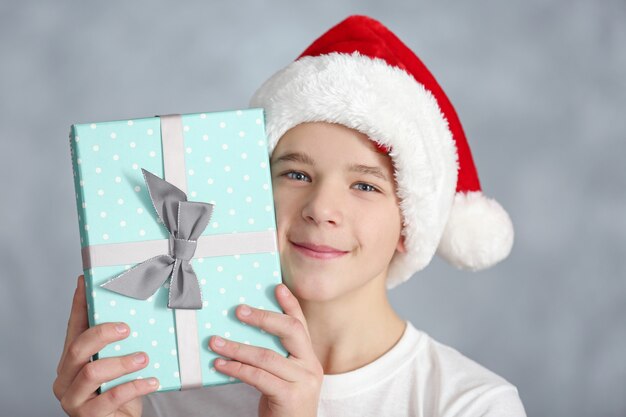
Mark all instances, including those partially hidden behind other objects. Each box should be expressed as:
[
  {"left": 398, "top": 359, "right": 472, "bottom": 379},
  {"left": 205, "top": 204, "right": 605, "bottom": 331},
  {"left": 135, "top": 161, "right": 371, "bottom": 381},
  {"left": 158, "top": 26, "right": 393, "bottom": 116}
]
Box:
[
  {"left": 240, "top": 152, "right": 247, "bottom": 159},
  {"left": 90, "top": 123, "right": 97, "bottom": 129},
  {"left": 262, "top": 184, "right": 269, "bottom": 190},
  {"left": 77, "top": 159, "right": 82, "bottom": 165},
  {"left": 137, "top": 208, "right": 144, "bottom": 214},
  {"left": 204, "top": 322, "right": 212, "bottom": 329},
  {"left": 273, "top": 270, "right": 279, "bottom": 277},
  {"left": 222, "top": 310, "right": 228, "bottom": 316},
  {"left": 130, "top": 142, "right": 136, "bottom": 148},
  {"left": 255, "top": 118, "right": 262, "bottom": 125},
  {"left": 188, "top": 169, "right": 194, "bottom": 176},
  {"left": 190, "top": 191, "right": 197, "bottom": 197},
  {"left": 92, "top": 145, "right": 100, "bottom": 152},
  {"left": 203, "top": 301, "right": 209, "bottom": 307},
  {"left": 260, "top": 162, "right": 267, "bottom": 169},
  {"left": 228, "top": 209, "right": 236, "bottom": 215},
  {"left": 84, "top": 224, "right": 89, "bottom": 231},
  {"left": 200, "top": 278, "right": 206, "bottom": 285},
  {"left": 79, "top": 180, "right": 84, "bottom": 187},
  {"left": 207, "top": 178, "right": 214, "bottom": 185},
  {"left": 139, "top": 229, "right": 146, "bottom": 236},
  {"left": 258, "top": 140, "right": 265, "bottom": 146},
  {"left": 224, "top": 165, "right": 231, "bottom": 172},
  {"left": 94, "top": 313, "right": 99, "bottom": 320},
  {"left": 183, "top": 125, "right": 190, "bottom": 132},
  {"left": 92, "top": 291, "right": 96, "bottom": 298},
  {"left": 151, "top": 340, "right": 158, "bottom": 347},
  {"left": 102, "top": 234, "right": 109, "bottom": 240},
  {"left": 202, "top": 134, "right": 209, "bottom": 141},
  {"left": 205, "top": 156, "right": 212, "bottom": 163},
  {"left": 129, "top": 309, "right": 136, "bottom": 315},
  {"left": 224, "top": 332, "right": 231, "bottom": 338},
  {"left": 243, "top": 174, "right": 250, "bottom": 181},
  {"left": 132, "top": 331, "right": 138, "bottom": 337},
  {"left": 245, "top": 196, "right": 252, "bottom": 203},
  {"left": 147, "top": 128, "right": 153, "bottom": 135},
  {"left": 100, "top": 211, "right": 107, "bottom": 218},
  {"left": 113, "top": 154, "right": 119, "bottom": 161},
  {"left": 149, "top": 318, "right": 155, "bottom": 325},
  {"left": 200, "top": 113, "right": 207, "bottom": 119},
  {"left": 114, "top": 344, "right": 121, "bottom": 351},
  {"left": 171, "top": 349, "right": 177, "bottom": 356},
  {"left": 120, "top": 220, "right": 127, "bottom": 227},
  {"left": 186, "top": 147, "right": 192, "bottom": 154},
  {"left": 174, "top": 371, "right": 180, "bottom": 378},
  {"left": 236, "top": 110, "right": 243, "bottom": 116},
  {"left": 168, "top": 327, "right": 175, "bottom": 333},
  {"left": 109, "top": 300, "right": 116, "bottom": 307},
  {"left": 115, "top": 176, "right": 122, "bottom": 183},
  {"left": 253, "top": 261, "right": 260, "bottom": 268},
  {"left": 239, "top": 131, "right": 246, "bottom": 138},
  {"left": 244, "top": 340, "right": 250, "bottom": 345},
  {"left": 154, "top": 363, "right": 160, "bottom": 369},
  {"left": 110, "top": 132, "right": 117, "bottom": 139},
  {"left": 95, "top": 167, "right": 102, "bottom": 174},
  {"left": 265, "top": 205, "right": 272, "bottom": 211},
  {"left": 132, "top": 163, "right": 138, "bottom": 170},
  {"left": 212, "top": 222, "right": 219, "bottom": 228},
  {"left": 197, "top": 258, "right": 204, "bottom": 263},
  {"left": 147, "top": 296, "right": 153, "bottom": 302},
  {"left": 222, "top": 144, "right": 228, "bottom": 150},
  {"left": 239, "top": 296, "right": 246, "bottom": 303},
  {"left": 134, "top": 186, "right": 141, "bottom": 192},
  {"left": 127, "top": 120, "right": 134, "bottom": 126},
  {"left": 248, "top": 218, "right": 255, "bottom": 225},
  {"left": 226, "top": 187, "right": 233, "bottom": 193},
  {"left": 236, "top": 274, "right": 243, "bottom": 281},
  {"left": 219, "top": 288, "right": 226, "bottom": 294},
  {"left": 117, "top": 198, "right": 124, "bottom": 205},
  {"left": 256, "top": 284, "right": 262, "bottom": 290},
  {"left": 149, "top": 150, "right": 156, "bottom": 157},
  {"left": 219, "top": 122, "right": 226, "bottom": 128},
  {"left": 82, "top": 202, "right": 87, "bottom": 209},
  {"left": 75, "top": 136, "right": 80, "bottom": 142},
  {"left": 234, "top": 254, "right": 240, "bottom": 259}
]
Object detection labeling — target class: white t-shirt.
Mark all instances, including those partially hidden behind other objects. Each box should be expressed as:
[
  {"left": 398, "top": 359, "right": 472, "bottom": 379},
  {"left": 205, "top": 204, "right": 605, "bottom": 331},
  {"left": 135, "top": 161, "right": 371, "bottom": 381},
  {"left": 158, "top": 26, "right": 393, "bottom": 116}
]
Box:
[{"left": 142, "top": 321, "right": 526, "bottom": 417}]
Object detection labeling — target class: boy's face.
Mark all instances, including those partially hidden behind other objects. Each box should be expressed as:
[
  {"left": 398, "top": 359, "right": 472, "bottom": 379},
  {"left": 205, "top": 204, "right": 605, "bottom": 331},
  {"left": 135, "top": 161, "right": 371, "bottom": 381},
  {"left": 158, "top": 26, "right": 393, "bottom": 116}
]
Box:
[{"left": 270, "top": 122, "right": 406, "bottom": 302}]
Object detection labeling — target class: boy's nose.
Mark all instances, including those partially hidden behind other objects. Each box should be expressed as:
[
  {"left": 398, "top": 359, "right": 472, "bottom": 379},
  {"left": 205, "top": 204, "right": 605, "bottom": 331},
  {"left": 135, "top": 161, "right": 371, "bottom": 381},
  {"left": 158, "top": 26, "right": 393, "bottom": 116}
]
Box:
[{"left": 300, "top": 186, "right": 343, "bottom": 226}]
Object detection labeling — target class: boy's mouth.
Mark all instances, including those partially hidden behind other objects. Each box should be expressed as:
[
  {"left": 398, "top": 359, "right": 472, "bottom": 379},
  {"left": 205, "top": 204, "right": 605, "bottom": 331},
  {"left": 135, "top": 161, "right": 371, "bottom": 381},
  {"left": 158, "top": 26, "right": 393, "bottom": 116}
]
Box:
[{"left": 290, "top": 240, "right": 349, "bottom": 260}]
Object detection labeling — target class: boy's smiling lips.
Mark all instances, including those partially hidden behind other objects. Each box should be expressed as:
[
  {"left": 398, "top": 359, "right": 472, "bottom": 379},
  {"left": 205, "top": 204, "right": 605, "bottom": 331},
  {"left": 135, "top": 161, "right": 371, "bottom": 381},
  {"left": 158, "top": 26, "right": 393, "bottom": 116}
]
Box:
[{"left": 289, "top": 240, "right": 350, "bottom": 259}]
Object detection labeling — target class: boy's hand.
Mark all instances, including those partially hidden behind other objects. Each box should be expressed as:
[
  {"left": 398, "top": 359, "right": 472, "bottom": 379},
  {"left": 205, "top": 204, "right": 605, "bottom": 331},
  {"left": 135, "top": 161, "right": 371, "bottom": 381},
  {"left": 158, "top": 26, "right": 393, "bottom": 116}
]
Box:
[
  {"left": 209, "top": 283, "right": 324, "bottom": 417},
  {"left": 53, "top": 275, "right": 159, "bottom": 417}
]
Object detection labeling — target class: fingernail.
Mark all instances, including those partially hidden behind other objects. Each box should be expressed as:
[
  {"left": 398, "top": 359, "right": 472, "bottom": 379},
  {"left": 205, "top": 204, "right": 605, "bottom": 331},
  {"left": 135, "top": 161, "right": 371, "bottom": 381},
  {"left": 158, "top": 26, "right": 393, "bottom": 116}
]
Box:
[
  {"left": 279, "top": 284, "right": 289, "bottom": 296},
  {"left": 133, "top": 353, "right": 147, "bottom": 364},
  {"left": 239, "top": 305, "right": 251, "bottom": 316},
  {"left": 147, "top": 377, "right": 158, "bottom": 386},
  {"left": 115, "top": 323, "right": 129, "bottom": 334},
  {"left": 214, "top": 336, "right": 226, "bottom": 347}
]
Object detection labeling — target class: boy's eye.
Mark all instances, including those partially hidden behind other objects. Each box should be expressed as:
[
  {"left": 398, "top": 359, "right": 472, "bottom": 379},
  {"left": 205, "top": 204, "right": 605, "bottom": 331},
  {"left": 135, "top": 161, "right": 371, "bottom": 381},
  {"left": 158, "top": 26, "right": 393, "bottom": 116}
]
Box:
[
  {"left": 285, "top": 171, "right": 311, "bottom": 182},
  {"left": 353, "top": 183, "right": 378, "bottom": 193}
]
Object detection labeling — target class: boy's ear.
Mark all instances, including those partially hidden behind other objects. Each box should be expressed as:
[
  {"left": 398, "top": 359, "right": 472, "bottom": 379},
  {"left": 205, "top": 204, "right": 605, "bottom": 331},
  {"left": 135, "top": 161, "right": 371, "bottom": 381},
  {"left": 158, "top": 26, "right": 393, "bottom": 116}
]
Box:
[{"left": 396, "top": 233, "right": 407, "bottom": 254}]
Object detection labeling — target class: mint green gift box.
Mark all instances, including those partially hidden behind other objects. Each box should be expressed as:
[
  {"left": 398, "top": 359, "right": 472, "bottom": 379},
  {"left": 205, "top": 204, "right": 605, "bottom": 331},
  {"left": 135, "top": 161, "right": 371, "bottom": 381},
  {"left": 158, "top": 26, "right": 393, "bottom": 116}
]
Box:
[{"left": 69, "top": 108, "right": 287, "bottom": 393}]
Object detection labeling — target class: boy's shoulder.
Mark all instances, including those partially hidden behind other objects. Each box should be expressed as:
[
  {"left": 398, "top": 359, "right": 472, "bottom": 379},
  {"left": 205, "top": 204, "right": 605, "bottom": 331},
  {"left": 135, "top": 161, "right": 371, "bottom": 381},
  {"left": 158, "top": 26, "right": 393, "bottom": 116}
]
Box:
[{"left": 409, "top": 322, "right": 526, "bottom": 416}]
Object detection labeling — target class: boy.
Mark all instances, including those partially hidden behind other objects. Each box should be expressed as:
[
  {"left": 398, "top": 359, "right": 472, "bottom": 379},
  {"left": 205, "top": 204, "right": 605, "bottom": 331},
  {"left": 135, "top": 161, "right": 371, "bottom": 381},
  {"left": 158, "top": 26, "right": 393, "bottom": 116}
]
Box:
[{"left": 54, "top": 15, "right": 525, "bottom": 417}]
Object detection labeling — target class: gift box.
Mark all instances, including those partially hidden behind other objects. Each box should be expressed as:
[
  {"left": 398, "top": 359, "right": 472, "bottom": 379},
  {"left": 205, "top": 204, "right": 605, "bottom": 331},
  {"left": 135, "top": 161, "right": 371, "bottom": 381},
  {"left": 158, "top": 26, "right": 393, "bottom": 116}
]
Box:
[{"left": 69, "top": 109, "right": 287, "bottom": 393}]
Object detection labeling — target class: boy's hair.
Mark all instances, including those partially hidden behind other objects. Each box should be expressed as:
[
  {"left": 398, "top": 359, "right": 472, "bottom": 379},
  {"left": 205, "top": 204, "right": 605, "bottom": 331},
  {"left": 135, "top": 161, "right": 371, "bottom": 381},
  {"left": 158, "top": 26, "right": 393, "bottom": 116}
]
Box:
[{"left": 251, "top": 15, "right": 514, "bottom": 288}]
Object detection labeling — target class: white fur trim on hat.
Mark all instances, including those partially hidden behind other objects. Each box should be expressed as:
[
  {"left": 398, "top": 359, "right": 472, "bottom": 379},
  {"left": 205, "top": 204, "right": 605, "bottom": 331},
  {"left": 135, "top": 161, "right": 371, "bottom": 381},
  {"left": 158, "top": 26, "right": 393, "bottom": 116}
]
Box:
[{"left": 250, "top": 51, "right": 459, "bottom": 289}]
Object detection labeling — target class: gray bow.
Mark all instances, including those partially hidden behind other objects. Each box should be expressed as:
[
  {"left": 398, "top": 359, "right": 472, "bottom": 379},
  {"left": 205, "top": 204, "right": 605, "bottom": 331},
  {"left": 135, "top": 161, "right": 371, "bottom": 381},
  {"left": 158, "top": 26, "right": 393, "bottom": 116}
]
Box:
[{"left": 101, "top": 168, "right": 214, "bottom": 309}]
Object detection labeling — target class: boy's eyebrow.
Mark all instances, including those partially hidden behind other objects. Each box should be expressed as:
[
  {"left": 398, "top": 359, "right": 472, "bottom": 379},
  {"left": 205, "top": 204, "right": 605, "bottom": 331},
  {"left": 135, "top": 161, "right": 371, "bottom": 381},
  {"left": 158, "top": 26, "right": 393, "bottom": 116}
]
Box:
[
  {"left": 271, "top": 152, "right": 315, "bottom": 166},
  {"left": 272, "top": 152, "right": 390, "bottom": 183}
]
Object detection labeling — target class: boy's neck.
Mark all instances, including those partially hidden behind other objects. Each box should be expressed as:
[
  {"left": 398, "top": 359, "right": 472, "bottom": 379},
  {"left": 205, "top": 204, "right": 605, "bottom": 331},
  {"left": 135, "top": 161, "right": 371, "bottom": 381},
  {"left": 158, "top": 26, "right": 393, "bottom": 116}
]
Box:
[{"left": 298, "top": 274, "right": 407, "bottom": 375}]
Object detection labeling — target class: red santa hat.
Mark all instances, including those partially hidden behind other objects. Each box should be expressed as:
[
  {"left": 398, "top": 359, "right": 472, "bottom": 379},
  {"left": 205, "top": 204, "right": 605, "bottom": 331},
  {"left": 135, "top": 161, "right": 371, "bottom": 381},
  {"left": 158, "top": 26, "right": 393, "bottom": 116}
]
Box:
[{"left": 250, "top": 15, "right": 514, "bottom": 288}]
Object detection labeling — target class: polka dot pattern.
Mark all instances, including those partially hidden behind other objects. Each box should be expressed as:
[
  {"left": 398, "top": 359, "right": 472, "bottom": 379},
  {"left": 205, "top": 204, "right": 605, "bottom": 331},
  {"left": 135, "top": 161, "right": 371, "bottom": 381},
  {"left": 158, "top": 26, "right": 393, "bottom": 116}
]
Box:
[{"left": 70, "top": 109, "right": 285, "bottom": 393}]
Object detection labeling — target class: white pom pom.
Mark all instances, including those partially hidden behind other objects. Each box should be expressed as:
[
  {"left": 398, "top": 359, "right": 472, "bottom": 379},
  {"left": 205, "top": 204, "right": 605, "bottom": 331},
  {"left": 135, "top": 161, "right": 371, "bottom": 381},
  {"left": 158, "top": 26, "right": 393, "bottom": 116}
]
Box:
[{"left": 436, "top": 191, "right": 514, "bottom": 271}]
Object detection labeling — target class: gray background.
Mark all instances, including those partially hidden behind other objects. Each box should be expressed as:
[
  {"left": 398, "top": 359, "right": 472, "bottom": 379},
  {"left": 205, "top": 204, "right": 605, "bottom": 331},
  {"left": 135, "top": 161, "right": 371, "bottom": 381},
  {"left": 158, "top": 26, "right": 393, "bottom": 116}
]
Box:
[{"left": 1, "top": 1, "right": 624, "bottom": 416}]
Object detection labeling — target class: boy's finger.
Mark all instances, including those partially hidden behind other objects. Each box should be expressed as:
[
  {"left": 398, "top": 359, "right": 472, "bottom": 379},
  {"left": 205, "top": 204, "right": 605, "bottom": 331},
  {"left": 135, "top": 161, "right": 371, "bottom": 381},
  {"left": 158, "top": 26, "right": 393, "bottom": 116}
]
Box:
[
  {"left": 61, "top": 352, "right": 150, "bottom": 410},
  {"left": 54, "top": 322, "right": 130, "bottom": 399},
  {"left": 57, "top": 275, "right": 89, "bottom": 375},
  {"left": 77, "top": 378, "right": 159, "bottom": 417},
  {"left": 275, "top": 283, "right": 312, "bottom": 340}
]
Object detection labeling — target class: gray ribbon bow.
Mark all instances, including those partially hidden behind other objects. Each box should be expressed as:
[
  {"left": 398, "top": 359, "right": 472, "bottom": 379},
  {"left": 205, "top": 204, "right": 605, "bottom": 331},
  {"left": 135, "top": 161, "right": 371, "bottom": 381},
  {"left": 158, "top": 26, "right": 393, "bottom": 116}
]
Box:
[{"left": 101, "top": 168, "right": 214, "bottom": 309}]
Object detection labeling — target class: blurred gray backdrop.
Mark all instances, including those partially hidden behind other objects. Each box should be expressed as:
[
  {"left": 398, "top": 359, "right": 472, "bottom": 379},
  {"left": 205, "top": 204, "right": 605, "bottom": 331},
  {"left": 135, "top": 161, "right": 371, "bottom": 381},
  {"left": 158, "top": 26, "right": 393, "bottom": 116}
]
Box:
[{"left": 1, "top": 1, "right": 625, "bottom": 416}]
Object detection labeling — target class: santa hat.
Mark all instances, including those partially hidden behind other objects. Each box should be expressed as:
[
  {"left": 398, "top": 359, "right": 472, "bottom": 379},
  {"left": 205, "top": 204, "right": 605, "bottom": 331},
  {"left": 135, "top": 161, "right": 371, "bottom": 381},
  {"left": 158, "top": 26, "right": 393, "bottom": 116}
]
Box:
[{"left": 250, "top": 15, "right": 514, "bottom": 289}]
